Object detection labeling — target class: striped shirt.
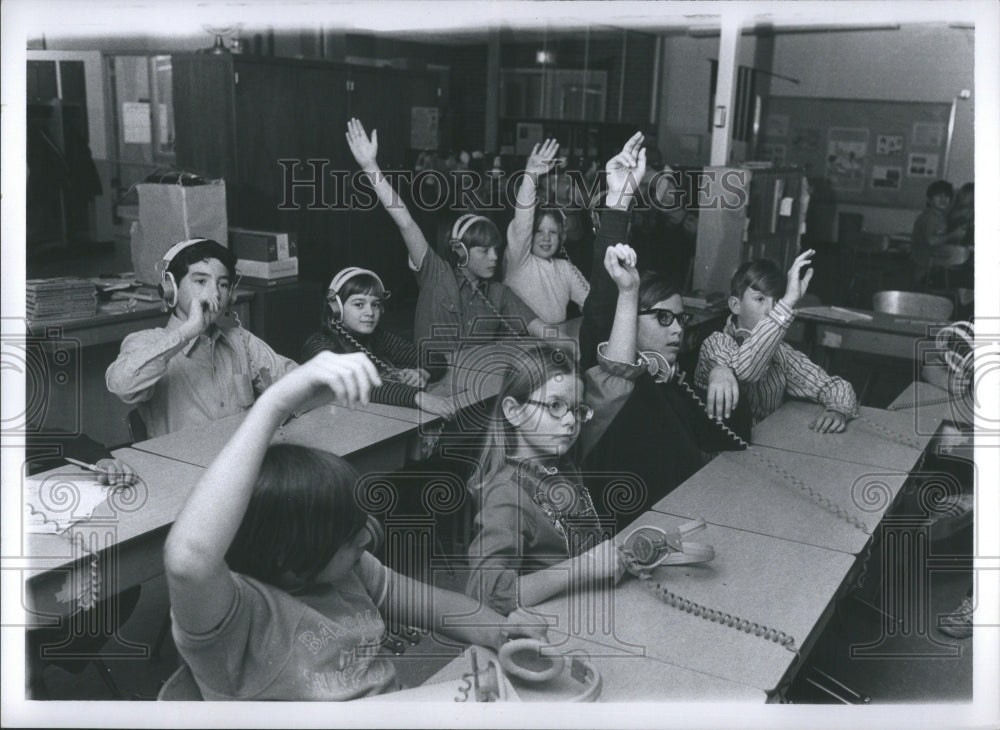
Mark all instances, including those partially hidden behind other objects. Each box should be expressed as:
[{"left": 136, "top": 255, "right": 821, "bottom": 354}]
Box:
[
  {"left": 694, "top": 300, "right": 858, "bottom": 425},
  {"left": 301, "top": 327, "right": 424, "bottom": 409}
]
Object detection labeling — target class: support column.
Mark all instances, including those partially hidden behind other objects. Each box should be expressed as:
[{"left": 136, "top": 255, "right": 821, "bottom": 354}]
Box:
[
  {"left": 484, "top": 30, "right": 500, "bottom": 153},
  {"left": 709, "top": 15, "right": 740, "bottom": 166}
]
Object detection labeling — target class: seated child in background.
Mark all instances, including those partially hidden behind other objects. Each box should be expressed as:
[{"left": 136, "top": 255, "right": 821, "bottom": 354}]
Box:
[
  {"left": 163, "top": 352, "right": 547, "bottom": 700},
  {"left": 910, "top": 179, "right": 968, "bottom": 285},
  {"left": 695, "top": 255, "right": 857, "bottom": 432},
  {"left": 466, "top": 341, "right": 624, "bottom": 616},
  {"left": 345, "top": 118, "right": 548, "bottom": 353},
  {"left": 503, "top": 138, "right": 590, "bottom": 325},
  {"left": 106, "top": 238, "right": 296, "bottom": 437},
  {"left": 579, "top": 134, "right": 750, "bottom": 530},
  {"left": 301, "top": 267, "right": 455, "bottom": 419}
]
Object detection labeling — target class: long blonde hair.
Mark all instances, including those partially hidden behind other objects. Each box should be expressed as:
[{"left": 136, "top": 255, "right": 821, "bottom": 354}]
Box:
[{"left": 467, "top": 341, "right": 580, "bottom": 491}]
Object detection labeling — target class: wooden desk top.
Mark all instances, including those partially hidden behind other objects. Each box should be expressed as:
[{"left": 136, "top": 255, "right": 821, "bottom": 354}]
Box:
[
  {"left": 130, "top": 405, "right": 417, "bottom": 468},
  {"left": 422, "top": 635, "right": 766, "bottom": 702},
  {"left": 523, "top": 510, "right": 853, "bottom": 692},
  {"left": 653, "top": 445, "right": 907, "bottom": 554},
  {"left": 24, "top": 449, "right": 204, "bottom": 580},
  {"left": 751, "top": 401, "right": 932, "bottom": 471}
]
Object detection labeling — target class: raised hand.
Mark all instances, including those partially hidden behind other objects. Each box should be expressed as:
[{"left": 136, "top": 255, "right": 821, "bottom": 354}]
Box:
[
  {"left": 780, "top": 249, "right": 815, "bottom": 309},
  {"left": 606, "top": 132, "right": 646, "bottom": 208},
  {"left": 267, "top": 351, "right": 382, "bottom": 414},
  {"left": 603, "top": 243, "right": 639, "bottom": 292},
  {"left": 525, "top": 138, "right": 560, "bottom": 178},
  {"left": 345, "top": 117, "right": 379, "bottom": 170}
]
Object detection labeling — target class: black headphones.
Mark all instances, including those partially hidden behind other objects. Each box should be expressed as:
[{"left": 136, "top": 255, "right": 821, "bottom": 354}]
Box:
[
  {"left": 156, "top": 238, "right": 240, "bottom": 309},
  {"left": 326, "top": 267, "right": 389, "bottom": 324},
  {"left": 449, "top": 214, "right": 491, "bottom": 268}
]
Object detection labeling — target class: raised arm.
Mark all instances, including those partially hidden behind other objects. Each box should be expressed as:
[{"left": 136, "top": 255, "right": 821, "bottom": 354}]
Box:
[
  {"left": 507, "top": 139, "right": 560, "bottom": 267},
  {"left": 602, "top": 245, "right": 641, "bottom": 365},
  {"left": 346, "top": 118, "right": 429, "bottom": 266},
  {"left": 164, "top": 352, "right": 381, "bottom": 634}
]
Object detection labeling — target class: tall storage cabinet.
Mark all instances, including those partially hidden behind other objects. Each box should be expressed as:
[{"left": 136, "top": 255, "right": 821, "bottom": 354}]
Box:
[{"left": 172, "top": 53, "right": 442, "bottom": 297}]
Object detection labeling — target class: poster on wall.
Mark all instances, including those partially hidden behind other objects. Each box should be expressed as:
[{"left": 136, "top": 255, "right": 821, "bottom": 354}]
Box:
[
  {"left": 875, "top": 134, "right": 904, "bottom": 156},
  {"left": 907, "top": 153, "right": 939, "bottom": 177},
  {"left": 871, "top": 165, "right": 902, "bottom": 189},
  {"left": 826, "top": 127, "right": 869, "bottom": 192},
  {"left": 911, "top": 121, "right": 945, "bottom": 148}
]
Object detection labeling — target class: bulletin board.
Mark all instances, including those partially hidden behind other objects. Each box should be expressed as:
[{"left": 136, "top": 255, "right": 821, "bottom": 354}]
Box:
[{"left": 758, "top": 96, "right": 952, "bottom": 208}]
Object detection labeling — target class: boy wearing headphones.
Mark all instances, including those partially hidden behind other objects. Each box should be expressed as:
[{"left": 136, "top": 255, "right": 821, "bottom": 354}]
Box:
[
  {"left": 346, "top": 119, "right": 546, "bottom": 350},
  {"left": 106, "top": 238, "right": 297, "bottom": 437}
]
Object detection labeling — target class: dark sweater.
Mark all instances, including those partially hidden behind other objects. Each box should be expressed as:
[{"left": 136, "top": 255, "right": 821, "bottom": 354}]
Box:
[{"left": 301, "top": 326, "right": 428, "bottom": 409}]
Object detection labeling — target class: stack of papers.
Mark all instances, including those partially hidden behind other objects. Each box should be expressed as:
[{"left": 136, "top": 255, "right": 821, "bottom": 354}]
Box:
[
  {"left": 26, "top": 278, "right": 97, "bottom": 321},
  {"left": 23, "top": 473, "right": 111, "bottom": 534}
]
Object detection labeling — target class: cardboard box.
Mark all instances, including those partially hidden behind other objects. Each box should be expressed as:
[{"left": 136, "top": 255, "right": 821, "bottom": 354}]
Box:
[{"left": 229, "top": 227, "right": 297, "bottom": 261}]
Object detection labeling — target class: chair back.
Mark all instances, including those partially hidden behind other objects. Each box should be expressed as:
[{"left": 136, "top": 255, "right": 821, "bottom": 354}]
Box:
[
  {"left": 929, "top": 245, "right": 970, "bottom": 268},
  {"left": 125, "top": 409, "right": 148, "bottom": 444},
  {"left": 158, "top": 663, "right": 204, "bottom": 700},
  {"left": 872, "top": 290, "right": 953, "bottom": 320}
]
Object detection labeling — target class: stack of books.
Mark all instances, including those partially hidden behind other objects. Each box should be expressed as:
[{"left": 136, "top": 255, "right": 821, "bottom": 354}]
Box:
[
  {"left": 26, "top": 278, "right": 97, "bottom": 320},
  {"left": 231, "top": 227, "right": 298, "bottom": 287}
]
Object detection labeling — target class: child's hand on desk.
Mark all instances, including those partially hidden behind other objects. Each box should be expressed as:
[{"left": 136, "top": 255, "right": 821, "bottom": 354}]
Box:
[
  {"left": 809, "top": 408, "right": 847, "bottom": 434},
  {"left": 498, "top": 608, "right": 551, "bottom": 647},
  {"left": 415, "top": 392, "right": 457, "bottom": 420},
  {"left": 581, "top": 540, "right": 627, "bottom": 585},
  {"left": 706, "top": 365, "right": 739, "bottom": 420},
  {"left": 395, "top": 368, "right": 427, "bottom": 387},
  {"left": 780, "top": 249, "right": 815, "bottom": 310},
  {"left": 94, "top": 458, "right": 137, "bottom": 487},
  {"left": 267, "top": 352, "right": 382, "bottom": 413},
  {"left": 604, "top": 244, "right": 639, "bottom": 293}
]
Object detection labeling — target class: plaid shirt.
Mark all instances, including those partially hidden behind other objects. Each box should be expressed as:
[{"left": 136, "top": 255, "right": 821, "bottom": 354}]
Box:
[{"left": 694, "top": 300, "right": 858, "bottom": 425}]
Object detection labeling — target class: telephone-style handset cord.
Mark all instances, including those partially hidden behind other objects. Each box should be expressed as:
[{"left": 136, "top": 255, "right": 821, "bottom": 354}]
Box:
[
  {"left": 330, "top": 321, "right": 403, "bottom": 382},
  {"left": 459, "top": 268, "right": 525, "bottom": 339}
]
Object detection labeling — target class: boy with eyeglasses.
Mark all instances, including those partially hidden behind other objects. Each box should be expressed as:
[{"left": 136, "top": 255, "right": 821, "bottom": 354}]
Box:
[{"left": 694, "top": 255, "right": 857, "bottom": 430}]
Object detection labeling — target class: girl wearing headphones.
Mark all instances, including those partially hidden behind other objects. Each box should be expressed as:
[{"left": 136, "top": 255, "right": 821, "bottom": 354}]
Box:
[
  {"left": 301, "top": 267, "right": 456, "bottom": 419},
  {"left": 164, "top": 352, "right": 547, "bottom": 700},
  {"left": 346, "top": 119, "right": 547, "bottom": 350},
  {"left": 504, "top": 139, "right": 590, "bottom": 325},
  {"left": 465, "top": 341, "right": 625, "bottom": 616},
  {"left": 106, "top": 238, "right": 296, "bottom": 437}
]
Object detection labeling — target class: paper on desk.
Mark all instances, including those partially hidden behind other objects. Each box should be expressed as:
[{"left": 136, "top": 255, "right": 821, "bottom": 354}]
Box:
[
  {"left": 23, "top": 473, "right": 111, "bottom": 534},
  {"left": 797, "top": 306, "right": 873, "bottom": 323}
]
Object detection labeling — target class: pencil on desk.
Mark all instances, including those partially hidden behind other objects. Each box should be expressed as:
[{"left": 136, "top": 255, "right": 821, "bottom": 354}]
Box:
[{"left": 64, "top": 457, "right": 108, "bottom": 474}]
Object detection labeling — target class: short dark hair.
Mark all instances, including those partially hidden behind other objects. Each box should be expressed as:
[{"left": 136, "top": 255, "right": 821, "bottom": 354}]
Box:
[
  {"left": 167, "top": 239, "right": 237, "bottom": 284},
  {"left": 638, "top": 271, "right": 681, "bottom": 310},
  {"left": 730, "top": 259, "right": 785, "bottom": 299},
  {"left": 926, "top": 180, "right": 954, "bottom": 201},
  {"left": 322, "top": 272, "right": 387, "bottom": 330},
  {"left": 225, "top": 444, "right": 369, "bottom": 586}
]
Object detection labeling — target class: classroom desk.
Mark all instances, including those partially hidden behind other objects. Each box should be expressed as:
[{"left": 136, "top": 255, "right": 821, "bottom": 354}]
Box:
[
  {"left": 521, "top": 510, "right": 854, "bottom": 694},
  {"left": 21, "top": 449, "right": 204, "bottom": 622},
  {"left": 795, "top": 306, "right": 947, "bottom": 366},
  {"left": 129, "top": 405, "right": 417, "bottom": 475},
  {"left": 419, "top": 635, "right": 767, "bottom": 702},
  {"left": 652, "top": 445, "right": 908, "bottom": 555},
  {"left": 750, "top": 401, "right": 934, "bottom": 472},
  {"left": 888, "top": 380, "right": 972, "bottom": 431}
]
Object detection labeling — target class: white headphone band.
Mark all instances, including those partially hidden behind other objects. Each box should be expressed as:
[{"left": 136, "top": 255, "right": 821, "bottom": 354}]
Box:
[
  {"left": 451, "top": 214, "right": 490, "bottom": 243},
  {"left": 157, "top": 238, "right": 212, "bottom": 274},
  {"left": 327, "top": 267, "right": 389, "bottom": 299}
]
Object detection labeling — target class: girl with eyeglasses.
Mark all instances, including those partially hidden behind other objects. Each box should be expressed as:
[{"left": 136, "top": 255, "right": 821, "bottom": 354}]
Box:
[
  {"left": 578, "top": 134, "right": 751, "bottom": 532},
  {"left": 465, "top": 341, "right": 625, "bottom": 616}
]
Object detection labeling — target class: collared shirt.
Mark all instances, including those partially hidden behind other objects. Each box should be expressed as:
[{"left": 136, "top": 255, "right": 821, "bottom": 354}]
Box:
[
  {"left": 106, "top": 312, "right": 297, "bottom": 437},
  {"left": 694, "top": 301, "right": 858, "bottom": 425},
  {"left": 408, "top": 247, "right": 539, "bottom": 348}
]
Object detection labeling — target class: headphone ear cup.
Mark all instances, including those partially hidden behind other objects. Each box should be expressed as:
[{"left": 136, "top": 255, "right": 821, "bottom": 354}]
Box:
[
  {"left": 451, "top": 240, "right": 469, "bottom": 267},
  {"left": 329, "top": 295, "right": 343, "bottom": 323},
  {"left": 159, "top": 272, "right": 178, "bottom": 308}
]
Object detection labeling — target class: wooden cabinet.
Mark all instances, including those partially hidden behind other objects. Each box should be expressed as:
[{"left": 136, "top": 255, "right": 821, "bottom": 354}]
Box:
[{"left": 172, "top": 54, "right": 442, "bottom": 297}]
